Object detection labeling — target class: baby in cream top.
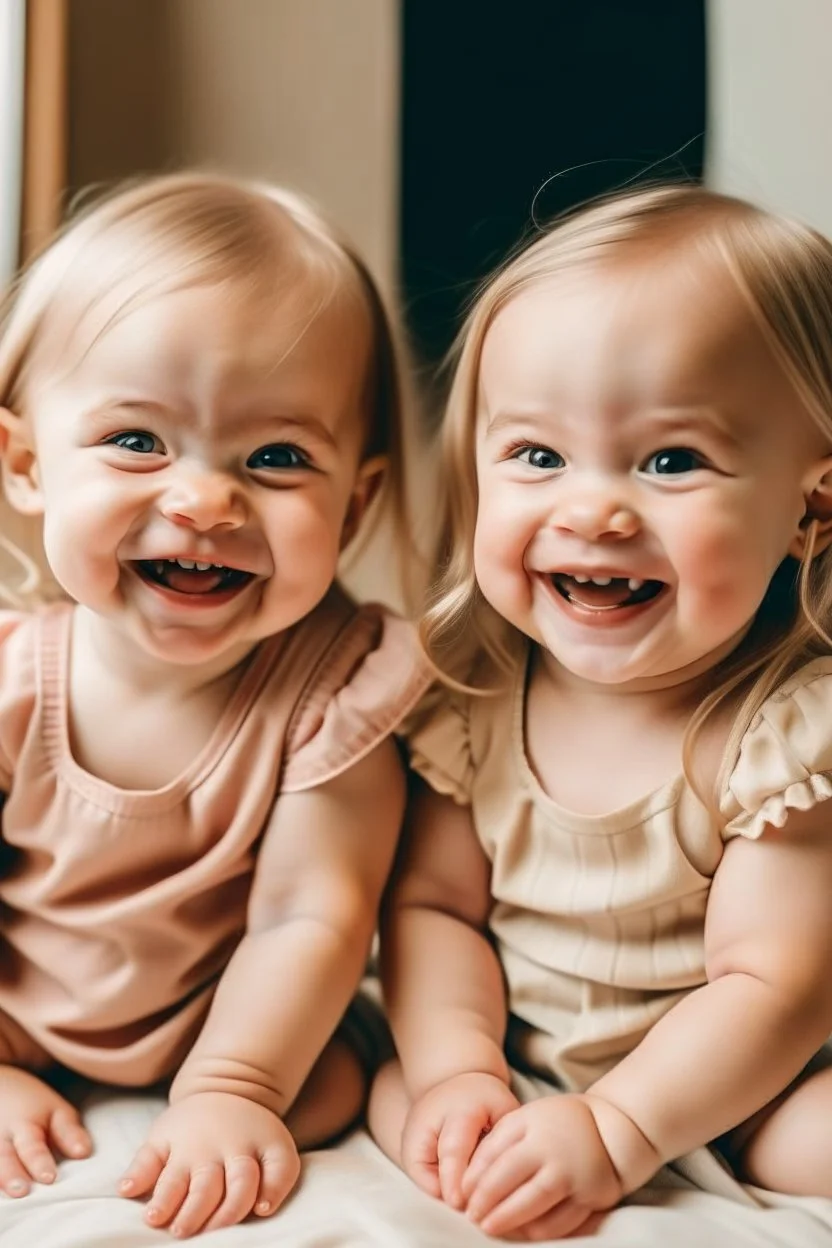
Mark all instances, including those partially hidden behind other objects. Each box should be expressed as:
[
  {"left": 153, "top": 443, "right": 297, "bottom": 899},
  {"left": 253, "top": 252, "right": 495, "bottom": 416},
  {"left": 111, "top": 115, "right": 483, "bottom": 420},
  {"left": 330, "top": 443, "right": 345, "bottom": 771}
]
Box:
[{"left": 409, "top": 650, "right": 832, "bottom": 1091}]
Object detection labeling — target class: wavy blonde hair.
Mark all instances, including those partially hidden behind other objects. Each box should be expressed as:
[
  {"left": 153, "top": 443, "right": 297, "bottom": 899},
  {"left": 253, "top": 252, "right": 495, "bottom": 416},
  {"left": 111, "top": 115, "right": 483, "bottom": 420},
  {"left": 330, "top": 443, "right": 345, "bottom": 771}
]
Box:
[
  {"left": 0, "top": 170, "right": 412, "bottom": 607},
  {"left": 422, "top": 184, "right": 832, "bottom": 792}
]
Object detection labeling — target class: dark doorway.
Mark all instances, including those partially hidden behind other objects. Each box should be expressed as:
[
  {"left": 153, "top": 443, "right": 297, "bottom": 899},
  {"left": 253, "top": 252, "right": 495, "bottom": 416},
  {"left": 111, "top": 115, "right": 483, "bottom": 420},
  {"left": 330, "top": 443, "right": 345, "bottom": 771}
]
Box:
[{"left": 400, "top": 1, "right": 707, "bottom": 404}]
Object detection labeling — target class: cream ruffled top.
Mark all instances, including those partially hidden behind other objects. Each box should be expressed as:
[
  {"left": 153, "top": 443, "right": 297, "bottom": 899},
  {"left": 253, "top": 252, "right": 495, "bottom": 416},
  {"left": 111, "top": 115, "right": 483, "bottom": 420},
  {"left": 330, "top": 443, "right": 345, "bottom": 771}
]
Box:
[{"left": 408, "top": 653, "right": 832, "bottom": 1090}]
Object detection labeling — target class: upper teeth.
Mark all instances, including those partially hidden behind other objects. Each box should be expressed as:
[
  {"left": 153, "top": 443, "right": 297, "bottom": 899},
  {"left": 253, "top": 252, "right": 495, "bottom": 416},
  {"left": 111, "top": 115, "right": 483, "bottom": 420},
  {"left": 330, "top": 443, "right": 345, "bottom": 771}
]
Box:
[
  {"left": 168, "top": 559, "right": 223, "bottom": 571},
  {"left": 569, "top": 574, "right": 643, "bottom": 590}
]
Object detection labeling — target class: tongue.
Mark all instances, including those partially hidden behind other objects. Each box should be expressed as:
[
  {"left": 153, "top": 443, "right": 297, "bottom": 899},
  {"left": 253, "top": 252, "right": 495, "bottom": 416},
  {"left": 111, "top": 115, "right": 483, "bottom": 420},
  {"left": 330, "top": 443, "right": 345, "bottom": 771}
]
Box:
[
  {"left": 162, "top": 567, "right": 225, "bottom": 595},
  {"left": 561, "top": 577, "right": 634, "bottom": 609}
]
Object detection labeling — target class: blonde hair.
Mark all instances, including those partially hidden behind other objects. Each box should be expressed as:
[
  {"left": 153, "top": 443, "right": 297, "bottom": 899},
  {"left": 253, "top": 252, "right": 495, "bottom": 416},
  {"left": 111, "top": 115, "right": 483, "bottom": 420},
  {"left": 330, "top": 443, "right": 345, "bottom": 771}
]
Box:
[
  {"left": 422, "top": 184, "right": 832, "bottom": 793},
  {"left": 0, "top": 170, "right": 412, "bottom": 606}
]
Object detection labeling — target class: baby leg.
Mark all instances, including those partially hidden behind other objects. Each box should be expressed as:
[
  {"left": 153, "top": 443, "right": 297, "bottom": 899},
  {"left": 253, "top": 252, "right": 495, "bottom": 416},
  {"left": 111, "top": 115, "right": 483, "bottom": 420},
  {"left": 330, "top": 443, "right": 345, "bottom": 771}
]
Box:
[
  {"left": 735, "top": 1063, "right": 832, "bottom": 1196},
  {"left": 285, "top": 993, "right": 390, "bottom": 1148},
  {"left": 284, "top": 1035, "right": 367, "bottom": 1148}
]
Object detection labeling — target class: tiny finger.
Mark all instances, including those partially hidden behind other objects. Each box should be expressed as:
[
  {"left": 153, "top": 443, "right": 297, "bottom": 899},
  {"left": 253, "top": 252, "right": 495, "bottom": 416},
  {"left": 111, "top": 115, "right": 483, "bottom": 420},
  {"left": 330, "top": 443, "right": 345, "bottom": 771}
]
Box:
[
  {"left": 202, "top": 1155, "right": 260, "bottom": 1230},
  {"left": 118, "top": 1142, "right": 166, "bottom": 1198},
  {"left": 0, "top": 1137, "right": 32, "bottom": 1198},
  {"left": 466, "top": 1153, "right": 549, "bottom": 1225},
  {"left": 144, "top": 1164, "right": 190, "bottom": 1228},
  {"left": 169, "top": 1161, "right": 225, "bottom": 1239},
  {"left": 460, "top": 1117, "right": 520, "bottom": 1197},
  {"left": 437, "top": 1118, "right": 486, "bottom": 1210},
  {"left": 478, "top": 1176, "right": 572, "bottom": 1238},
  {"left": 49, "top": 1105, "right": 93, "bottom": 1160},
  {"left": 11, "top": 1123, "right": 57, "bottom": 1184},
  {"left": 508, "top": 1196, "right": 595, "bottom": 1242},
  {"left": 254, "top": 1144, "right": 301, "bottom": 1217},
  {"left": 400, "top": 1125, "right": 442, "bottom": 1199}
]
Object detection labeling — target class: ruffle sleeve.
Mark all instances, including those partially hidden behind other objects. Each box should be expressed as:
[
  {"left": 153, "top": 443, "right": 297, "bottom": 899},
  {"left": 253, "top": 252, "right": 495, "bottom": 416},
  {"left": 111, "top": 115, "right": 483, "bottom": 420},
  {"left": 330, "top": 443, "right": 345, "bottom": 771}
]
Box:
[
  {"left": 405, "top": 692, "right": 475, "bottom": 806},
  {"left": 280, "top": 606, "right": 433, "bottom": 793},
  {"left": 720, "top": 658, "right": 832, "bottom": 841}
]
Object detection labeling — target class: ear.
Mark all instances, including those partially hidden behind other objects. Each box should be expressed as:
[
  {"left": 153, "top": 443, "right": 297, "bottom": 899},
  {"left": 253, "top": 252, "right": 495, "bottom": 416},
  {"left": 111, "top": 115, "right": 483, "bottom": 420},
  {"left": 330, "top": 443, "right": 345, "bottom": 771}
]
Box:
[
  {"left": 790, "top": 454, "right": 832, "bottom": 559},
  {"left": 340, "top": 454, "right": 387, "bottom": 550},
  {"left": 0, "top": 407, "right": 44, "bottom": 516}
]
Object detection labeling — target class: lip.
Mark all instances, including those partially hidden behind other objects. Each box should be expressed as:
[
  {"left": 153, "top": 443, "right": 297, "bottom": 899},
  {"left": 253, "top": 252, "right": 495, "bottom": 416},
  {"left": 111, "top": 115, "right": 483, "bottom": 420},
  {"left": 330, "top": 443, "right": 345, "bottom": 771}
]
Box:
[
  {"left": 127, "top": 562, "right": 258, "bottom": 611},
  {"left": 535, "top": 572, "right": 670, "bottom": 629}
]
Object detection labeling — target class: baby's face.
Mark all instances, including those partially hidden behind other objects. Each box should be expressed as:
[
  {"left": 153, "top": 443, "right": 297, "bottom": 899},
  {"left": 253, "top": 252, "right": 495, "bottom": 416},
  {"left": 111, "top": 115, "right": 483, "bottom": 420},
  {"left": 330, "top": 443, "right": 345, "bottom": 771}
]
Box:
[
  {"left": 11, "top": 279, "right": 377, "bottom": 671},
  {"left": 472, "top": 250, "right": 832, "bottom": 692}
]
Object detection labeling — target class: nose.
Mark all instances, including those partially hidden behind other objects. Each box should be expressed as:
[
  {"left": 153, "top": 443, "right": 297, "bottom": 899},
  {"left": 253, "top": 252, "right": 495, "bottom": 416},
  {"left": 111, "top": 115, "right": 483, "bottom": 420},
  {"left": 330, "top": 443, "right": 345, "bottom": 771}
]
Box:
[
  {"left": 551, "top": 478, "right": 640, "bottom": 541},
  {"left": 159, "top": 467, "right": 246, "bottom": 532}
]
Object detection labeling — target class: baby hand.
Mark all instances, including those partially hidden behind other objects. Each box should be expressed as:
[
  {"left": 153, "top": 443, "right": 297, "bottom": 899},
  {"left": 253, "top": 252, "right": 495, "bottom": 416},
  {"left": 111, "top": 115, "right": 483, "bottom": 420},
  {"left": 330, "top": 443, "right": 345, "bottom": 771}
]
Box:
[
  {"left": 0, "top": 1065, "right": 92, "bottom": 1196},
  {"left": 401, "top": 1071, "right": 520, "bottom": 1210},
  {"left": 118, "top": 1092, "right": 300, "bottom": 1238},
  {"left": 461, "top": 1093, "right": 622, "bottom": 1240}
]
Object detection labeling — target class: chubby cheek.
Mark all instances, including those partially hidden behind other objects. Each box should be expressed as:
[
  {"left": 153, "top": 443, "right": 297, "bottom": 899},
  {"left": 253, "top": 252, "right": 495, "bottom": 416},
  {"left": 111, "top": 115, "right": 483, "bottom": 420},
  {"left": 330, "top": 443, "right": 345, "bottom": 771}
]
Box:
[
  {"left": 39, "top": 480, "right": 136, "bottom": 603},
  {"left": 667, "top": 503, "right": 785, "bottom": 629},
  {"left": 265, "top": 493, "right": 346, "bottom": 589},
  {"left": 473, "top": 484, "right": 537, "bottom": 617}
]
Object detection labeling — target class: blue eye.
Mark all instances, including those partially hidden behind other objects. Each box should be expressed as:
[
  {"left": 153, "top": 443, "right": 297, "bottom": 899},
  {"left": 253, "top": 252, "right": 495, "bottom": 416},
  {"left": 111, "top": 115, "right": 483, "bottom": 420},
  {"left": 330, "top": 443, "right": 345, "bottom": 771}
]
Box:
[
  {"left": 642, "top": 448, "right": 705, "bottom": 475},
  {"left": 106, "top": 431, "right": 162, "bottom": 454},
  {"left": 247, "top": 444, "right": 309, "bottom": 471},
  {"left": 514, "top": 446, "right": 565, "bottom": 470}
]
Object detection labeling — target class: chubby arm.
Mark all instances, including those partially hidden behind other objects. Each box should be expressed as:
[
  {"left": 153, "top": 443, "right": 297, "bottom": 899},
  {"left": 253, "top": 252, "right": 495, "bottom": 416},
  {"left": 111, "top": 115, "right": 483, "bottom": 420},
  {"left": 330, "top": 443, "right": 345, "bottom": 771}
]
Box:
[
  {"left": 381, "top": 778, "right": 509, "bottom": 1098},
  {"left": 170, "top": 737, "right": 405, "bottom": 1115},
  {"left": 587, "top": 804, "right": 832, "bottom": 1191}
]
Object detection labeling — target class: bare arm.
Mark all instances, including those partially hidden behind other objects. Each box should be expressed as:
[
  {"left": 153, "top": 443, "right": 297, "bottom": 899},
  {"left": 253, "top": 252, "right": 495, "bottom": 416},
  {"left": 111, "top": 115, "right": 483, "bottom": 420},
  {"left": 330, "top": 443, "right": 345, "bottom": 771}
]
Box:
[
  {"left": 587, "top": 805, "right": 832, "bottom": 1191},
  {"left": 170, "top": 737, "right": 405, "bottom": 1117},
  {"left": 381, "top": 778, "right": 509, "bottom": 1097}
]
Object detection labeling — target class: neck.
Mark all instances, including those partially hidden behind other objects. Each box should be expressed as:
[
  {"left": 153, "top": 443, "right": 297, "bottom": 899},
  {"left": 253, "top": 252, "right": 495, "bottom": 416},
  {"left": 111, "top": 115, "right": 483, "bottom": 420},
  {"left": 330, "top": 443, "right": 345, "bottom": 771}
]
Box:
[
  {"left": 536, "top": 626, "right": 753, "bottom": 717},
  {"left": 71, "top": 606, "right": 256, "bottom": 697}
]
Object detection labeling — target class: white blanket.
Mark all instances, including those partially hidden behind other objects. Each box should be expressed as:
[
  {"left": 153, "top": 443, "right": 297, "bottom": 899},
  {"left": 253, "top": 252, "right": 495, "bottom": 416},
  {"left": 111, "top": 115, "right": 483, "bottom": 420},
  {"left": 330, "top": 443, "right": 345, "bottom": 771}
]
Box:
[{"left": 0, "top": 1084, "right": 830, "bottom": 1247}]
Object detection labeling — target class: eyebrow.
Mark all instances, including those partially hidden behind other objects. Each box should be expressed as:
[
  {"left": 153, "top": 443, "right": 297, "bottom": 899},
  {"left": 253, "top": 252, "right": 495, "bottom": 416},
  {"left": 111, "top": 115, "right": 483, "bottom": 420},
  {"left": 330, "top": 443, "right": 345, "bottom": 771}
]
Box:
[
  {"left": 637, "top": 407, "right": 745, "bottom": 450},
  {"left": 484, "top": 409, "right": 547, "bottom": 437},
  {"left": 485, "top": 405, "right": 745, "bottom": 450}
]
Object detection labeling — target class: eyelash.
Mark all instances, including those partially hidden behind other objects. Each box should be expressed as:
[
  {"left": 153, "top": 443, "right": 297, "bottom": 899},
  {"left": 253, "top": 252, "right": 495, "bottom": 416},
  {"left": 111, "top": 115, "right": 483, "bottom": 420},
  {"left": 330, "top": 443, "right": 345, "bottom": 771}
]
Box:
[
  {"left": 102, "top": 432, "right": 316, "bottom": 473},
  {"left": 503, "top": 441, "right": 711, "bottom": 476},
  {"left": 246, "top": 444, "right": 313, "bottom": 471},
  {"left": 504, "top": 441, "right": 565, "bottom": 469},
  {"left": 104, "top": 431, "right": 164, "bottom": 454}
]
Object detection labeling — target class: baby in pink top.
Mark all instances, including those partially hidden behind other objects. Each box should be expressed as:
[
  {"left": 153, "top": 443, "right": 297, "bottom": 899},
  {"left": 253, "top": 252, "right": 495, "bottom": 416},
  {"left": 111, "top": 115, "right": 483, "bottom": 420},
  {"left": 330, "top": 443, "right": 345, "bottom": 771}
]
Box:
[{"left": 0, "top": 172, "right": 428, "bottom": 1236}]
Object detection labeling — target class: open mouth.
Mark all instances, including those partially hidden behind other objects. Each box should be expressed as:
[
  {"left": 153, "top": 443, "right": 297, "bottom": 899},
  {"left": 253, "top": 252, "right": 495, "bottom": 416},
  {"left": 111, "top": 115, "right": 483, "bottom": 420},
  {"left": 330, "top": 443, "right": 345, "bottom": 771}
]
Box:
[
  {"left": 135, "top": 558, "right": 254, "bottom": 596},
  {"left": 552, "top": 573, "right": 665, "bottom": 611}
]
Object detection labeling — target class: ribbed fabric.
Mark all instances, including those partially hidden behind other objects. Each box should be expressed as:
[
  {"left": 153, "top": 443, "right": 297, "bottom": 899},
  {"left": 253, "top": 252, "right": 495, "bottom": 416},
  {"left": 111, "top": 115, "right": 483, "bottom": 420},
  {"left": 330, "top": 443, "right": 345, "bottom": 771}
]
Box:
[
  {"left": 0, "top": 589, "right": 429, "bottom": 1084},
  {"left": 408, "top": 650, "right": 832, "bottom": 1090}
]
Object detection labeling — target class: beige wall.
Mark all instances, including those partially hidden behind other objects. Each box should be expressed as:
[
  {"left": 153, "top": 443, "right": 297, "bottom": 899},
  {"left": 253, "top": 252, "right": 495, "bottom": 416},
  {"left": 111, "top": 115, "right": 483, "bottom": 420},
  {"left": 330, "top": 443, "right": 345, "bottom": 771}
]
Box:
[
  {"left": 706, "top": 0, "right": 832, "bottom": 235},
  {"left": 68, "top": 0, "right": 400, "bottom": 293}
]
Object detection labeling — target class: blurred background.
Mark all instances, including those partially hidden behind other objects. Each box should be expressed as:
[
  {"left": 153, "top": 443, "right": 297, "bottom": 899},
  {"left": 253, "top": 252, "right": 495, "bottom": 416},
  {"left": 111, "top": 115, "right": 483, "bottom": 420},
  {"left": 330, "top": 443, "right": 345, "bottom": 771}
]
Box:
[{"left": 1, "top": 0, "right": 829, "bottom": 599}]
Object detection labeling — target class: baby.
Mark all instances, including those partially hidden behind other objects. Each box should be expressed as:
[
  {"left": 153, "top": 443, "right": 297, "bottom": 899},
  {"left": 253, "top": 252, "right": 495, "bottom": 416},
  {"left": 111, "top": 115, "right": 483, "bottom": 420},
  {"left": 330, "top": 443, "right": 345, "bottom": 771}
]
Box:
[{"left": 0, "top": 171, "right": 428, "bottom": 1236}]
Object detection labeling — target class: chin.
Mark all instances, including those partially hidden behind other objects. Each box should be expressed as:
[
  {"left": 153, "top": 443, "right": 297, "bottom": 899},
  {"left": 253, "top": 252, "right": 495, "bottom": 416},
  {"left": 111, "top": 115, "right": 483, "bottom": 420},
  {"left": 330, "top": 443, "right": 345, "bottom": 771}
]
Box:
[{"left": 137, "top": 621, "right": 250, "bottom": 666}]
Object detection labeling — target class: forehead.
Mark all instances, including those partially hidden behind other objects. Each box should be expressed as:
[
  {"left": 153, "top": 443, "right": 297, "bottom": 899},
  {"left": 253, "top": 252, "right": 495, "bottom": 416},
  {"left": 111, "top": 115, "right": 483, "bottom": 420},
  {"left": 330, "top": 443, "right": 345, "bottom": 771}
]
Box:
[
  {"left": 37, "top": 277, "right": 372, "bottom": 419},
  {"left": 479, "top": 251, "right": 779, "bottom": 417}
]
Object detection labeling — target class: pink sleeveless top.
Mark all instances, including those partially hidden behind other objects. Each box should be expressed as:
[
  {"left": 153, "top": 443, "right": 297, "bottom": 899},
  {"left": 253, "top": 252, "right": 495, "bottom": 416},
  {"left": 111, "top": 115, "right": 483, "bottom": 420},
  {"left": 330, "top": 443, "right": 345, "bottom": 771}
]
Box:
[{"left": 0, "top": 588, "right": 429, "bottom": 1085}]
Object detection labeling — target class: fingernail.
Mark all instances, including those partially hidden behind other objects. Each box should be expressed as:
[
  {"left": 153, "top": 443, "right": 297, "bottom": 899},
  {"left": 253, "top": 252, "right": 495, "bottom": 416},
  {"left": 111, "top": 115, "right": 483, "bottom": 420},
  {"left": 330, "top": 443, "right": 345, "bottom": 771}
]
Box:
[
  {"left": 71, "top": 1144, "right": 87, "bottom": 1157},
  {"left": 146, "top": 1206, "right": 161, "bottom": 1223},
  {"left": 7, "top": 1179, "right": 28, "bottom": 1196},
  {"left": 118, "top": 1178, "right": 134, "bottom": 1193},
  {"left": 256, "top": 1200, "right": 271, "bottom": 1215},
  {"left": 37, "top": 1170, "right": 55, "bottom": 1184}
]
